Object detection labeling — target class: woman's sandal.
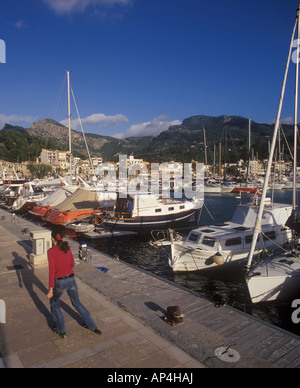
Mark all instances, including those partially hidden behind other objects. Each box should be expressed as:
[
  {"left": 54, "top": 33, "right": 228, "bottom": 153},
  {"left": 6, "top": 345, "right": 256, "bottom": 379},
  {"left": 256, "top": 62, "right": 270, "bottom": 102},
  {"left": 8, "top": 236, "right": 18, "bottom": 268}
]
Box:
[
  {"left": 52, "top": 327, "right": 67, "bottom": 340},
  {"left": 82, "top": 323, "right": 102, "bottom": 335}
]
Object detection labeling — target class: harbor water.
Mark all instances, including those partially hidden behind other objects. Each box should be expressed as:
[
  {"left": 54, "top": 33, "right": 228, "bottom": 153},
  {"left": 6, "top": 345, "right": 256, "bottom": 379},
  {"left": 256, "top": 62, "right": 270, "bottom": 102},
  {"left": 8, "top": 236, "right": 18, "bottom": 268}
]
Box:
[{"left": 82, "top": 190, "right": 300, "bottom": 337}]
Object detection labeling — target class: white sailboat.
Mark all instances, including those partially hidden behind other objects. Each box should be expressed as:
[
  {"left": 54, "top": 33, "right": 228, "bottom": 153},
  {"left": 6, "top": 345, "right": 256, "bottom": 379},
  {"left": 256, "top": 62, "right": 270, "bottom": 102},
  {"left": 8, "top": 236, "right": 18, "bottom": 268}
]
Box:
[{"left": 246, "top": 0, "right": 300, "bottom": 303}]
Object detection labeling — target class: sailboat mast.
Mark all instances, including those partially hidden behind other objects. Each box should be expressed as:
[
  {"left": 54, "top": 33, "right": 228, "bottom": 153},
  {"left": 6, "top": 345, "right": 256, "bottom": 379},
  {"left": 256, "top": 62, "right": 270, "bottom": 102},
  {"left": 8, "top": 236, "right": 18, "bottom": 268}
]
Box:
[
  {"left": 247, "top": 118, "right": 251, "bottom": 180},
  {"left": 293, "top": 2, "right": 300, "bottom": 216},
  {"left": 67, "top": 70, "right": 73, "bottom": 183},
  {"left": 246, "top": 12, "right": 298, "bottom": 269},
  {"left": 203, "top": 126, "right": 208, "bottom": 177},
  {"left": 249, "top": 118, "right": 251, "bottom": 152}
]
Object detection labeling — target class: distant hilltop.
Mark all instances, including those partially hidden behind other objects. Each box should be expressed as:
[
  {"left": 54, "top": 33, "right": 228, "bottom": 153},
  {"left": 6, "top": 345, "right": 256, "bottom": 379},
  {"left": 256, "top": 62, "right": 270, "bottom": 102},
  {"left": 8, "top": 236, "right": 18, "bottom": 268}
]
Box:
[{"left": 0, "top": 115, "right": 295, "bottom": 164}]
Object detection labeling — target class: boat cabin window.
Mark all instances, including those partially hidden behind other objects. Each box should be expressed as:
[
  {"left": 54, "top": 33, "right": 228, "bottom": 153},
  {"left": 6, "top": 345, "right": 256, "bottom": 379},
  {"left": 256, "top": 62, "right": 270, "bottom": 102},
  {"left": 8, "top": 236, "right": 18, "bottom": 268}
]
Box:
[
  {"left": 225, "top": 237, "right": 242, "bottom": 247},
  {"left": 234, "top": 227, "right": 251, "bottom": 231},
  {"left": 155, "top": 209, "right": 162, "bottom": 213},
  {"left": 180, "top": 205, "right": 185, "bottom": 210},
  {"left": 202, "top": 237, "right": 216, "bottom": 247},
  {"left": 188, "top": 233, "right": 200, "bottom": 242},
  {"left": 201, "top": 229, "right": 215, "bottom": 234},
  {"left": 116, "top": 196, "right": 134, "bottom": 215},
  {"left": 263, "top": 231, "right": 276, "bottom": 240},
  {"left": 245, "top": 235, "right": 260, "bottom": 244},
  {"left": 168, "top": 207, "right": 174, "bottom": 211}
]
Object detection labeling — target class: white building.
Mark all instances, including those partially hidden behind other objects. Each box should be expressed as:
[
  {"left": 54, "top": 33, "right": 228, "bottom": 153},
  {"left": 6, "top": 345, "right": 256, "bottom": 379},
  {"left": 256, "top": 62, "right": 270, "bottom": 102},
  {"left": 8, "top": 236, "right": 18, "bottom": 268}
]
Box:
[{"left": 40, "top": 149, "right": 68, "bottom": 165}]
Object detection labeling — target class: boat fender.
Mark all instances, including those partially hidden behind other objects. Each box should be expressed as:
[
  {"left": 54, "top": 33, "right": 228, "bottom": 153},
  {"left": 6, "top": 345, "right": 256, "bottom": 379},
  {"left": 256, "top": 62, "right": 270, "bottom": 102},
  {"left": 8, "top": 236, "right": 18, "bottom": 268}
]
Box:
[{"left": 213, "top": 252, "right": 225, "bottom": 266}]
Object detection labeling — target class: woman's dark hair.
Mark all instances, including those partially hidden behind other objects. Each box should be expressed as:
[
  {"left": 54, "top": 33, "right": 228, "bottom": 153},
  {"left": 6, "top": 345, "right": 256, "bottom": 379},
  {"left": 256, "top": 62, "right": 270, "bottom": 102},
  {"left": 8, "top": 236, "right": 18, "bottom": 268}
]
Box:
[{"left": 52, "top": 231, "right": 70, "bottom": 254}]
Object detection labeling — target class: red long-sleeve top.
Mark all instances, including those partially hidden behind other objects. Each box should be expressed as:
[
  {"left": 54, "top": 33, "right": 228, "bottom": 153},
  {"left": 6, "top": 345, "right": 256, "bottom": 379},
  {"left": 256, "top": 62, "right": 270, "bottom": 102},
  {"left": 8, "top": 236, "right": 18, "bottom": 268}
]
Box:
[{"left": 48, "top": 246, "right": 75, "bottom": 289}]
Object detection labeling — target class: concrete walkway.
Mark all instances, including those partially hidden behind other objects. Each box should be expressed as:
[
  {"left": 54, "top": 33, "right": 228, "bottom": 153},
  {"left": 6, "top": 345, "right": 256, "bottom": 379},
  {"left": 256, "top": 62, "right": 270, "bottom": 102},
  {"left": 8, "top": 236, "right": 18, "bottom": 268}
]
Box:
[{"left": 0, "top": 211, "right": 205, "bottom": 369}]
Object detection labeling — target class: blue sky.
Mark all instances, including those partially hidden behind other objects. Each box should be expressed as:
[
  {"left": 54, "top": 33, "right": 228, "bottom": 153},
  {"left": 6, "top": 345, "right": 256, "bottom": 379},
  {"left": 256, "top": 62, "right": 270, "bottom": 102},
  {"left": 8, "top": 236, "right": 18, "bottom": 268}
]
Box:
[{"left": 0, "top": 0, "right": 299, "bottom": 138}]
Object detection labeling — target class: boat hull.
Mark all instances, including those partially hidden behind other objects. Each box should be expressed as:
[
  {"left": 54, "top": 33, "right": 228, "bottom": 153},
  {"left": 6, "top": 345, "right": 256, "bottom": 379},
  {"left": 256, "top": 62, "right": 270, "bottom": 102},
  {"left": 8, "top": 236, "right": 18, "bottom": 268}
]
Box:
[
  {"left": 170, "top": 243, "right": 259, "bottom": 272},
  {"left": 18, "top": 201, "right": 37, "bottom": 213},
  {"left": 169, "top": 221, "right": 292, "bottom": 272},
  {"left": 42, "top": 209, "right": 94, "bottom": 226},
  {"left": 231, "top": 187, "right": 258, "bottom": 194},
  {"left": 29, "top": 205, "right": 52, "bottom": 218},
  {"left": 246, "top": 254, "right": 300, "bottom": 303},
  {"left": 247, "top": 274, "right": 300, "bottom": 303},
  {"left": 102, "top": 209, "right": 199, "bottom": 232}
]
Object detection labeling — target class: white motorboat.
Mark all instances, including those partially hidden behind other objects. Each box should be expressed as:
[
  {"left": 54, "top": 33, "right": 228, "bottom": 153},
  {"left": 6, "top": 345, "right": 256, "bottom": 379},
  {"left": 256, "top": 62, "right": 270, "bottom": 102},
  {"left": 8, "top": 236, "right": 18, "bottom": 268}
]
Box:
[
  {"left": 168, "top": 197, "right": 292, "bottom": 272},
  {"left": 204, "top": 179, "right": 222, "bottom": 194}
]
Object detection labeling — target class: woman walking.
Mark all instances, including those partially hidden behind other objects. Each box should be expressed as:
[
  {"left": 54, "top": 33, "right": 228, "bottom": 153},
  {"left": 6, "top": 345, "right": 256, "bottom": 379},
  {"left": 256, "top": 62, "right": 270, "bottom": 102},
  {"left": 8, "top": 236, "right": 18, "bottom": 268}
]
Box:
[{"left": 47, "top": 232, "right": 101, "bottom": 339}]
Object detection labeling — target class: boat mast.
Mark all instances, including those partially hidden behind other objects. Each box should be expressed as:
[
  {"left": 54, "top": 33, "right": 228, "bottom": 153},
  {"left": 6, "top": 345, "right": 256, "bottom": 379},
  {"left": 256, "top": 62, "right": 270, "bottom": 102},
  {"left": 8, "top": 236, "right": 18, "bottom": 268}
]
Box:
[
  {"left": 291, "top": 1, "right": 300, "bottom": 251},
  {"left": 293, "top": 2, "right": 300, "bottom": 223},
  {"left": 203, "top": 126, "right": 208, "bottom": 177},
  {"left": 246, "top": 8, "right": 299, "bottom": 269},
  {"left": 247, "top": 118, "right": 251, "bottom": 180},
  {"left": 67, "top": 70, "right": 73, "bottom": 183}
]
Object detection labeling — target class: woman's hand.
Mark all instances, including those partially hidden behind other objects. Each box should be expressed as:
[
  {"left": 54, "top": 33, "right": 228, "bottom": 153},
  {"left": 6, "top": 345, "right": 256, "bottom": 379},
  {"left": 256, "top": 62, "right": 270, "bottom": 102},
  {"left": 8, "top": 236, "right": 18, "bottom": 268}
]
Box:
[{"left": 47, "top": 289, "right": 54, "bottom": 300}]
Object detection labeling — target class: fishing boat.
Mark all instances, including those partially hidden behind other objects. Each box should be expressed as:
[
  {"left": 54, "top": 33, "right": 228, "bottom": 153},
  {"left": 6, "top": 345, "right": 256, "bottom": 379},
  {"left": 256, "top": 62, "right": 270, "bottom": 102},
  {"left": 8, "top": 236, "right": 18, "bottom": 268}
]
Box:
[
  {"left": 245, "top": 0, "right": 300, "bottom": 303},
  {"left": 97, "top": 192, "right": 203, "bottom": 232},
  {"left": 167, "top": 196, "right": 292, "bottom": 272},
  {"left": 43, "top": 187, "right": 116, "bottom": 226}
]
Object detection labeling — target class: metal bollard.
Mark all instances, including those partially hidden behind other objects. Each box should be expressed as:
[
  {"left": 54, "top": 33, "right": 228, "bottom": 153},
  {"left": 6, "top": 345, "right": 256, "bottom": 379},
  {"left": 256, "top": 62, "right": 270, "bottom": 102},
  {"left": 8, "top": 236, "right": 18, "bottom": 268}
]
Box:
[{"left": 79, "top": 242, "right": 88, "bottom": 262}]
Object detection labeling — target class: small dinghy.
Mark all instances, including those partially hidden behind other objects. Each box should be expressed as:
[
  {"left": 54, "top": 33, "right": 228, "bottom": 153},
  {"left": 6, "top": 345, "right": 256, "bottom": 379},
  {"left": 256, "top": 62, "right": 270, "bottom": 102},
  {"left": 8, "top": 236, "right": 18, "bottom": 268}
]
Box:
[{"left": 65, "top": 223, "right": 95, "bottom": 233}]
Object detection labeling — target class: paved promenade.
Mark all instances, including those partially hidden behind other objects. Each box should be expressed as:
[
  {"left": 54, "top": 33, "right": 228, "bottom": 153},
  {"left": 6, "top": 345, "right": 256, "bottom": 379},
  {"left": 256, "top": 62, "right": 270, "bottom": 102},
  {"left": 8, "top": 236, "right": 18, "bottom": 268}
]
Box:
[{"left": 0, "top": 211, "right": 205, "bottom": 369}]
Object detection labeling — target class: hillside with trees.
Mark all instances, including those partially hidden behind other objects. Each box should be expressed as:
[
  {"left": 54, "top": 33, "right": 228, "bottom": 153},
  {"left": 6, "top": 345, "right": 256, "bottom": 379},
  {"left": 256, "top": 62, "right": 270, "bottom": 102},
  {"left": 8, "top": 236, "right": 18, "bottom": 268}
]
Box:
[{"left": 0, "top": 115, "right": 295, "bottom": 164}]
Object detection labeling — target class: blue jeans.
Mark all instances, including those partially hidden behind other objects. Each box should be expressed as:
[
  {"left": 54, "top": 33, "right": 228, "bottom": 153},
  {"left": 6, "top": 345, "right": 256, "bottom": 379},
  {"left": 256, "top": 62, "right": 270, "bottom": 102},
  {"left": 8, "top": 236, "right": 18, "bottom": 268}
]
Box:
[{"left": 50, "top": 276, "right": 96, "bottom": 333}]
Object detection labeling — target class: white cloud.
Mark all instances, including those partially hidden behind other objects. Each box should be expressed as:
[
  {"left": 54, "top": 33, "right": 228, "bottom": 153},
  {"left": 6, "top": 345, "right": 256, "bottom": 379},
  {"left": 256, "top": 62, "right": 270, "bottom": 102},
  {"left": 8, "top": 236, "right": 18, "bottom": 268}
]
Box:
[
  {"left": 44, "top": 0, "right": 133, "bottom": 15},
  {"left": 280, "top": 116, "right": 294, "bottom": 125},
  {"left": 14, "top": 20, "right": 27, "bottom": 29},
  {"left": 267, "top": 116, "right": 295, "bottom": 125},
  {"left": 115, "top": 115, "right": 182, "bottom": 139},
  {"left": 0, "top": 114, "right": 37, "bottom": 128},
  {"left": 61, "top": 113, "right": 129, "bottom": 130}
]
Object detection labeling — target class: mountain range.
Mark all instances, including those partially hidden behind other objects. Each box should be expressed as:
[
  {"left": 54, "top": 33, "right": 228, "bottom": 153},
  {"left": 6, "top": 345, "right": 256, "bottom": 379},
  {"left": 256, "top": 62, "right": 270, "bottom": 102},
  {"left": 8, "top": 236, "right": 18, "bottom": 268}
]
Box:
[{"left": 0, "top": 115, "right": 295, "bottom": 164}]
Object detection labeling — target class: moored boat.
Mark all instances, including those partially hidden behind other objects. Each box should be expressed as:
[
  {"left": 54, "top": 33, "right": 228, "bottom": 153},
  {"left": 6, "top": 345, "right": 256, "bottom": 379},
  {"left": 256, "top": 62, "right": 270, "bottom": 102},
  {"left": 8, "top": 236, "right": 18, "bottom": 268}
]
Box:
[
  {"left": 29, "top": 186, "right": 78, "bottom": 218},
  {"left": 43, "top": 188, "right": 116, "bottom": 226},
  {"left": 168, "top": 196, "right": 292, "bottom": 272},
  {"left": 98, "top": 192, "right": 203, "bottom": 233},
  {"left": 246, "top": 254, "right": 300, "bottom": 303},
  {"left": 65, "top": 222, "right": 95, "bottom": 233},
  {"left": 231, "top": 185, "right": 259, "bottom": 194}
]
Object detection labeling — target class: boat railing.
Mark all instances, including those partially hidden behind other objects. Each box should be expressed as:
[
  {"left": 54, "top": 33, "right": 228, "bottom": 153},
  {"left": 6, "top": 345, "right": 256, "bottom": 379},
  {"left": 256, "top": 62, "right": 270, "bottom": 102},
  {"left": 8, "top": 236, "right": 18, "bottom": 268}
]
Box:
[{"left": 150, "top": 228, "right": 187, "bottom": 247}]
